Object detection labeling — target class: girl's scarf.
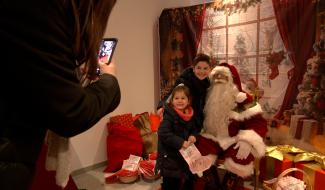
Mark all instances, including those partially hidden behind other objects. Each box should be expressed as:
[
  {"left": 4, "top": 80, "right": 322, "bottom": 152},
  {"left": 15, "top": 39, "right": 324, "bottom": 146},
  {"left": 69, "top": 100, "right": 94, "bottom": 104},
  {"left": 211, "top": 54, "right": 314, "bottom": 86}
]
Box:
[{"left": 173, "top": 106, "right": 194, "bottom": 121}]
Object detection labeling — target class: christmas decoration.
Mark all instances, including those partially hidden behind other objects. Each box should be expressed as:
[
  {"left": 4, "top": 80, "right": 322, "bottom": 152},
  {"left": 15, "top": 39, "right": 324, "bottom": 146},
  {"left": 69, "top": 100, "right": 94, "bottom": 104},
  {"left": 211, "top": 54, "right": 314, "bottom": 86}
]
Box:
[
  {"left": 293, "top": 28, "right": 325, "bottom": 122},
  {"left": 214, "top": 0, "right": 262, "bottom": 15},
  {"left": 266, "top": 50, "right": 286, "bottom": 80},
  {"left": 232, "top": 33, "right": 250, "bottom": 82}
]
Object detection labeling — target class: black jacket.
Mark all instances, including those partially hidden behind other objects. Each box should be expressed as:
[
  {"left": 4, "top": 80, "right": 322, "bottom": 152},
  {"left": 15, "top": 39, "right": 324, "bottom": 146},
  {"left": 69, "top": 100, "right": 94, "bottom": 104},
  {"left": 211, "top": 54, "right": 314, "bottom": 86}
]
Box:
[
  {"left": 156, "top": 103, "right": 198, "bottom": 178},
  {"left": 158, "top": 67, "right": 210, "bottom": 131},
  {"left": 0, "top": 0, "right": 121, "bottom": 187}
]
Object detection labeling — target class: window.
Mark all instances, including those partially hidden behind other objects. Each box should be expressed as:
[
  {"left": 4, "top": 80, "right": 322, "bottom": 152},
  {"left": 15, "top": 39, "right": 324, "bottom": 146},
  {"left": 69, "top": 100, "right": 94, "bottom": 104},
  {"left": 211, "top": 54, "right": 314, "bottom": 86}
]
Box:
[{"left": 198, "top": 0, "right": 293, "bottom": 118}]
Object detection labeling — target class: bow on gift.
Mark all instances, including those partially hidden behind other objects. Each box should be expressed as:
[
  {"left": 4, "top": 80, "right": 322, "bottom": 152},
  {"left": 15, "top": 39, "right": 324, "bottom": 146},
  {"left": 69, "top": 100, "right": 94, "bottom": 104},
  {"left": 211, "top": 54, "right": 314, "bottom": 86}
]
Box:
[
  {"left": 266, "top": 145, "right": 305, "bottom": 161},
  {"left": 294, "top": 152, "right": 325, "bottom": 169},
  {"left": 266, "top": 145, "right": 325, "bottom": 169}
]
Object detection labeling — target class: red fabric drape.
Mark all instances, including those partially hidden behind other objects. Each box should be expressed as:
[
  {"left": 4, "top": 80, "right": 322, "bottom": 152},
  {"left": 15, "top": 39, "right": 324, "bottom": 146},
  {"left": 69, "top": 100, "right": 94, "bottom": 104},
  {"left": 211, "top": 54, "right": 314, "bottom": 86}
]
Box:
[
  {"left": 159, "top": 4, "right": 206, "bottom": 99},
  {"left": 272, "top": 0, "right": 316, "bottom": 119},
  {"left": 182, "top": 5, "right": 206, "bottom": 58}
]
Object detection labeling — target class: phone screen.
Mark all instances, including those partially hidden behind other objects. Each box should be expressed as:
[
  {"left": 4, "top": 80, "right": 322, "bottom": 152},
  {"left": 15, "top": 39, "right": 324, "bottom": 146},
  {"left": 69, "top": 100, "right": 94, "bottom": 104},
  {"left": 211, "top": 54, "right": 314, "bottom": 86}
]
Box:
[{"left": 98, "top": 38, "right": 118, "bottom": 65}]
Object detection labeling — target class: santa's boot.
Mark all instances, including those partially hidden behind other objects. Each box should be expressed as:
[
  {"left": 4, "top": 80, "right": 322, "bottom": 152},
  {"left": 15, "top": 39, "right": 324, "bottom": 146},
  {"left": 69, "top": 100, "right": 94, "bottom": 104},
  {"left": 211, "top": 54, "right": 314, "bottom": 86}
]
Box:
[{"left": 221, "top": 171, "right": 242, "bottom": 190}]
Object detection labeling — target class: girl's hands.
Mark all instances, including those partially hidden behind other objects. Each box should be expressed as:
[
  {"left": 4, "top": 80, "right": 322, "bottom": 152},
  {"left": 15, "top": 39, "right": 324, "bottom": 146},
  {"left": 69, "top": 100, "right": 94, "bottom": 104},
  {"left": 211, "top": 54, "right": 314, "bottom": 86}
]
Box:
[
  {"left": 182, "top": 141, "right": 191, "bottom": 149},
  {"left": 188, "top": 135, "right": 196, "bottom": 144},
  {"left": 182, "top": 136, "right": 196, "bottom": 149}
]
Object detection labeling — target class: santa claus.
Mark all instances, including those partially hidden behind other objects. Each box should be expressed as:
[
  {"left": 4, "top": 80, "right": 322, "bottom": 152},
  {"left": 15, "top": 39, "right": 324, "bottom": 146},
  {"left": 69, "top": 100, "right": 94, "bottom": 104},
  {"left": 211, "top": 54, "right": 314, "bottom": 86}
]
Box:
[{"left": 196, "top": 63, "right": 267, "bottom": 178}]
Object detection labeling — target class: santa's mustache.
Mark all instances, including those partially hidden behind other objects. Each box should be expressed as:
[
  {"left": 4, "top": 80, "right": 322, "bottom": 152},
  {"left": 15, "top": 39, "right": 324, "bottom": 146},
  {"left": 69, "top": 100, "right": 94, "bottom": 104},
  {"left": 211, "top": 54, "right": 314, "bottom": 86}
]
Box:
[
  {"left": 210, "top": 72, "right": 229, "bottom": 84},
  {"left": 212, "top": 78, "right": 228, "bottom": 84}
]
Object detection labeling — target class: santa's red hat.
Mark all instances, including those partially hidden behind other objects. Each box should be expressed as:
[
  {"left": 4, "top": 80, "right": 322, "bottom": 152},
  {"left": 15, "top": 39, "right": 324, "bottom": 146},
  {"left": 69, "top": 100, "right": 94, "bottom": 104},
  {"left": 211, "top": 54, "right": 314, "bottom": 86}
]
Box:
[{"left": 213, "top": 62, "right": 253, "bottom": 104}]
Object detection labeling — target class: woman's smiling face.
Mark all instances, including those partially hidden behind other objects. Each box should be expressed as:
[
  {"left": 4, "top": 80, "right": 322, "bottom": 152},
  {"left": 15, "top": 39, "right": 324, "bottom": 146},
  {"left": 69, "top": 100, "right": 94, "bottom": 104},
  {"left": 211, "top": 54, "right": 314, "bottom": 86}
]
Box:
[{"left": 193, "top": 61, "right": 211, "bottom": 80}]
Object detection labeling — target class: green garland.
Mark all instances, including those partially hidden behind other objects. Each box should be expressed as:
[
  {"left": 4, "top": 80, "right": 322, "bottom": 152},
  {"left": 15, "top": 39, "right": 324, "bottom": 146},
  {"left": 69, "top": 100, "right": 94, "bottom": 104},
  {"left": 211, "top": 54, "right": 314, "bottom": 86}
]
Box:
[{"left": 213, "top": 0, "right": 262, "bottom": 15}]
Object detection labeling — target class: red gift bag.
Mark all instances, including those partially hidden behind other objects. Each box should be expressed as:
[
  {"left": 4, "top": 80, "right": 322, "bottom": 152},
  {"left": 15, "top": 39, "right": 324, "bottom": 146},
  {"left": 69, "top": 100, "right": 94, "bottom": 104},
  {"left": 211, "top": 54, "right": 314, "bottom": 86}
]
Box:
[{"left": 104, "top": 122, "right": 143, "bottom": 173}]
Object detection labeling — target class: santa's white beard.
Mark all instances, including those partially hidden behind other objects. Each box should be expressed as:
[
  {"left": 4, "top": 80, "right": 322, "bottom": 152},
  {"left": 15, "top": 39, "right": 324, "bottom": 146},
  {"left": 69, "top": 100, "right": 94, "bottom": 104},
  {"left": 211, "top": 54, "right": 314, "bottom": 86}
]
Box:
[{"left": 202, "top": 81, "right": 239, "bottom": 137}]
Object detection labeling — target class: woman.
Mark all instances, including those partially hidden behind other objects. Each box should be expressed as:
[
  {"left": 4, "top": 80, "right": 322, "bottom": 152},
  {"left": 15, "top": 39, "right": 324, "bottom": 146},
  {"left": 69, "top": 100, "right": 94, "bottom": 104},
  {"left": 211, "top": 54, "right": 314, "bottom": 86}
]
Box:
[
  {"left": 157, "top": 53, "right": 212, "bottom": 132},
  {"left": 0, "top": 0, "right": 120, "bottom": 189}
]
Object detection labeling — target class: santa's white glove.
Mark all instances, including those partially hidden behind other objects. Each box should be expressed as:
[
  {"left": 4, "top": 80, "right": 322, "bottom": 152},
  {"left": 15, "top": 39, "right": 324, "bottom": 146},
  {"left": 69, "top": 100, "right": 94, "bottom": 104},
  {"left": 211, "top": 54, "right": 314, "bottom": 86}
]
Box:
[{"left": 234, "top": 141, "right": 252, "bottom": 160}]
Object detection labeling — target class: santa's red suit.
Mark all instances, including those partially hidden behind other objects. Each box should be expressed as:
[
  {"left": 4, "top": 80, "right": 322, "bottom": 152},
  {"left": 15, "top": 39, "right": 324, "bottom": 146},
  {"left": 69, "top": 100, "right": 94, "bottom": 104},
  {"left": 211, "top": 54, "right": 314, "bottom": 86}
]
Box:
[{"left": 196, "top": 63, "right": 267, "bottom": 178}]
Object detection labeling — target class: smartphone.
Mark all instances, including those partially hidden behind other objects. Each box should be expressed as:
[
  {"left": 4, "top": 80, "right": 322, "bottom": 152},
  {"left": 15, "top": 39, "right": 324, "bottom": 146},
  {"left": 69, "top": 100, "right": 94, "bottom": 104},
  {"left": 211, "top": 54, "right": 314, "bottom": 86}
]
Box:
[{"left": 98, "top": 38, "right": 118, "bottom": 65}]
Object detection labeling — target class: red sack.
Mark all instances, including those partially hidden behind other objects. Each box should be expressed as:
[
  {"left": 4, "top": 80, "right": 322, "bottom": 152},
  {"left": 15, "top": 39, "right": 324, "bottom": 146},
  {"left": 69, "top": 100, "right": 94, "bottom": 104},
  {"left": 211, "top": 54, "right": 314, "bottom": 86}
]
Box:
[
  {"left": 104, "top": 122, "right": 143, "bottom": 173},
  {"left": 110, "top": 113, "right": 134, "bottom": 128}
]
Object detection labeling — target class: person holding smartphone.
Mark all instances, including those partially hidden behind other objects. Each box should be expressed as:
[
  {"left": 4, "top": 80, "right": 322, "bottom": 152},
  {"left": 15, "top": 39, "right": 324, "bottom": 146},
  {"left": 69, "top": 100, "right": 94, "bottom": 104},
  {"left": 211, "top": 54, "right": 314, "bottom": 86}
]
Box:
[{"left": 0, "top": 0, "right": 120, "bottom": 189}]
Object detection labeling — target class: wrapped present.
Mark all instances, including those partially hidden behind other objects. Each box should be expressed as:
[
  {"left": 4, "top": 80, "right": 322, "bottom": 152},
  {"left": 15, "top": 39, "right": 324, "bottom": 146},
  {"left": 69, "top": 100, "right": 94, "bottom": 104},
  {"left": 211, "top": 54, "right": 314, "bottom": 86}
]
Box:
[
  {"left": 292, "top": 119, "right": 325, "bottom": 154},
  {"left": 282, "top": 118, "right": 325, "bottom": 155},
  {"left": 295, "top": 162, "right": 325, "bottom": 190},
  {"left": 289, "top": 115, "right": 308, "bottom": 140},
  {"left": 310, "top": 121, "right": 325, "bottom": 154},
  {"left": 259, "top": 154, "right": 294, "bottom": 181},
  {"left": 283, "top": 109, "right": 294, "bottom": 126},
  {"left": 294, "top": 152, "right": 325, "bottom": 169},
  {"left": 259, "top": 145, "right": 305, "bottom": 181},
  {"left": 301, "top": 119, "right": 318, "bottom": 143}
]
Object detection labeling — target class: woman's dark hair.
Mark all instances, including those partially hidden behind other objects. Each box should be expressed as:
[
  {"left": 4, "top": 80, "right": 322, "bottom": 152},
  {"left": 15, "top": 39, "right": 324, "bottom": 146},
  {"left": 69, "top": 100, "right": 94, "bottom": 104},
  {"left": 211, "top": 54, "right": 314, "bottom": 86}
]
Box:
[
  {"left": 192, "top": 53, "right": 211, "bottom": 67},
  {"left": 169, "top": 84, "right": 192, "bottom": 106},
  {"left": 67, "top": 0, "right": 116, "bottom": 79}
]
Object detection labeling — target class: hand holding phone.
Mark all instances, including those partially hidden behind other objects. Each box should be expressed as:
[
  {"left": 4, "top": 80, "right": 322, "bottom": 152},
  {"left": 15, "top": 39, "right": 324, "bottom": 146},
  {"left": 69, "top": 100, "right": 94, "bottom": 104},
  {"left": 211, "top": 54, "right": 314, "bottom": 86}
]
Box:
[
  {"left": 98, "top": 38, "right": 118, "bottom": 65},
  {"left": 99, "top": 60, "right": 116, "bottom": 76}
]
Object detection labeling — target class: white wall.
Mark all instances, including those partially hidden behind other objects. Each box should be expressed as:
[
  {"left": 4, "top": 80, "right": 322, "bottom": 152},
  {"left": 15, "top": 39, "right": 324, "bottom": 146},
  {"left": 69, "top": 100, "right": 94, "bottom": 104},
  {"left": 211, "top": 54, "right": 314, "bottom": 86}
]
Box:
[{"left": 70, "top": 0, "right": 206, "bottom": 172}]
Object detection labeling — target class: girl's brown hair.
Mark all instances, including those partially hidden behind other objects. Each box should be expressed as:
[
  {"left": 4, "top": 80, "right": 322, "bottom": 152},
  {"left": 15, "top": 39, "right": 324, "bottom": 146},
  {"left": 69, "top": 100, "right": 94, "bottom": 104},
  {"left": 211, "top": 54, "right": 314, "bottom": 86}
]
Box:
[
  {"left": 169, "top": 84, "right": 192, "bottom": 106},
  {"left": 67, "top": 0, "right": 116, "bottom": 79}
]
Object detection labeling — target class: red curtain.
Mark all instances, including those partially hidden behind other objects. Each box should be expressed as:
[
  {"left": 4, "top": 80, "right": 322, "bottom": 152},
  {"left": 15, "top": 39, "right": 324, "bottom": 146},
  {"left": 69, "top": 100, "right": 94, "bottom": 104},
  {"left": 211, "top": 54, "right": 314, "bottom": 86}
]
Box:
[
  {"left": 159, "top": 4, "right": 206, "bottom": 99},
  {"left": 272, "top": 0, "right": 316, "bottom": 119}
]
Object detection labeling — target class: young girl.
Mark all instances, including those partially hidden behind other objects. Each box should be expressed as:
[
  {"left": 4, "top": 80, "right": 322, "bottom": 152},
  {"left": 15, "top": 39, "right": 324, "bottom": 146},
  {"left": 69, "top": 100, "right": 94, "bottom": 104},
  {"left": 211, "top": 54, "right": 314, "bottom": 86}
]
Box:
[
  {"left": 157, "top": 53, "right": 212, "bottom": 132},
  {"left": 157, "top": 84, "right": 198, "bottom": 190}
]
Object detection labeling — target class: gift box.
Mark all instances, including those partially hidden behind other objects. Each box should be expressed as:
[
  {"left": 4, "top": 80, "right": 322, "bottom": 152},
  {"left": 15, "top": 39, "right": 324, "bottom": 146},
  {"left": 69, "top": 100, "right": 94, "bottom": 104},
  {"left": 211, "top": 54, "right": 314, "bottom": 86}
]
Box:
[
  {"left": 295, "top": 162, "right": 325, "bottom": 190},
  {"left": 310, "top": 121, "right": 325, "bottom": 154},
  {"left": 289, "top": 115, "right": 309, "bottom": 140},
  {"left": 259, "top": 153, "right": 295, "bottom": 181},
  {"left": 291, "top": 118, "right": 325, "bottom": 154},
  {"left": 301, "top": 119, "right": 319, "bottom": 143}
]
